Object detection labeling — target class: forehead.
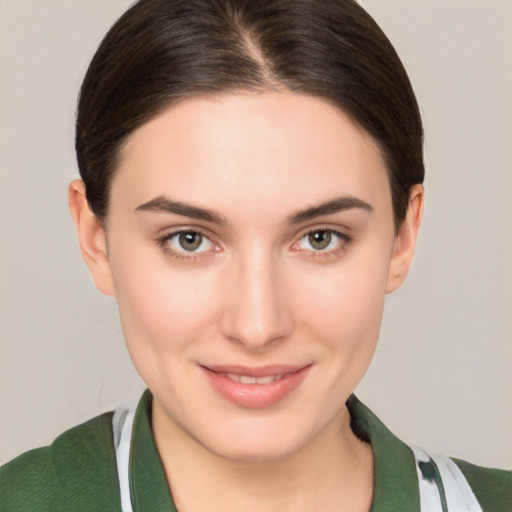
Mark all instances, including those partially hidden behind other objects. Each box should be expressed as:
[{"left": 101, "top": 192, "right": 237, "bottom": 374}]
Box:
[{"left": 111, "top": 91, "right": 392, "bottom": 223}]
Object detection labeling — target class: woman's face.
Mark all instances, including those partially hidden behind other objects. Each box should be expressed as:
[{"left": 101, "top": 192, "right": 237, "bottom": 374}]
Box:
[{"left": 77, "top": 92, "right": 420, "bottom": 460}]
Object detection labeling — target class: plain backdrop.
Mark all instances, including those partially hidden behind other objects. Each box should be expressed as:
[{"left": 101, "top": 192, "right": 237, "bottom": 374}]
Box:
[{"left": 0, "top": 0, "right": 511, "bottom": 468}]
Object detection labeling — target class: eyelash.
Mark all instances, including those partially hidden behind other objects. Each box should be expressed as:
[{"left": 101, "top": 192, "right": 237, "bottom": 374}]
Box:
[
  {"left": 157, "top": 229, "right": 219, "bottom": 263},
  {"left": 293, "top": 227, "right": 351, "bottom": 259},
  {"left": 156, "top": 227, "right": 351, "bottom": 262}
]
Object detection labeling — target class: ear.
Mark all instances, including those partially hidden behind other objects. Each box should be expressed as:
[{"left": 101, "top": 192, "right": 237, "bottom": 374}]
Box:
[
  {"left": 68, "top": 179, "right": 116, "bottom": 296},
  {"left": 386, "top": 184, "right": 424, "bottom": 294}
]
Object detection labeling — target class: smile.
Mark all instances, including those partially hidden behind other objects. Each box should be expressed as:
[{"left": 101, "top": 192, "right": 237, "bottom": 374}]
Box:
[{"left": 200, "top": 364, "right": 312, "bottom": 408}]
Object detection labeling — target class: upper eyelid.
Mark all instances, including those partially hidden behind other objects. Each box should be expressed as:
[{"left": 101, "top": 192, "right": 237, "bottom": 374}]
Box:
[
  {"left": 156, "top": 225, "right": 216, "bottom": 241},
  {"left": 296, "top": 225, "right": 350, "bottom": 240}
]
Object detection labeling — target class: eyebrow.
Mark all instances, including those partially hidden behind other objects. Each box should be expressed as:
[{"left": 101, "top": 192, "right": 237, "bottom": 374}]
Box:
[
  {"left": 135, "top": 194, "right": 373, "bottom": 226},
  {"left": 135, "top": 196, "right": 227, "bottom": 225},
  {"left": 288, "top": 196, "right": 373, "bottom": 224}
]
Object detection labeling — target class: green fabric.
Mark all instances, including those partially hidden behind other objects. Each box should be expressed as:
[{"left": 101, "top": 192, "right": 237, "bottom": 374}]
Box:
[
  {"left": 129, "top": 392, "right": 176, "bottom": 512},
  {"left": 347, "top": 396, "right": 421, "bottom": 512},
  {"left": 1, "top": 391, "right": 510, "bottom": 511},
  {"left": 453, "top": 458, "right": 512, "bottom": 512},
  {"left": 0, "top": 413, "right": 121, "bottom": 511}
]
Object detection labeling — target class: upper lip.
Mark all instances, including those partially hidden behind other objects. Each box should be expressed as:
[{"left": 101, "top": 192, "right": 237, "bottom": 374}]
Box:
[{"left": 200, "top": 364, "right": 310, "bottom": 377}]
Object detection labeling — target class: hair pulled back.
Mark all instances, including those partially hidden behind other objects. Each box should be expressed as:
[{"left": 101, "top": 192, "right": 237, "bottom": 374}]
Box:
[{"left": 76, "top": 0, "right": 424, "bottom": 228}]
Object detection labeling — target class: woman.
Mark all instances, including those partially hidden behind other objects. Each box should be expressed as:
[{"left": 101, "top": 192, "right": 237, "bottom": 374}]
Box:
[{"left": 1, "top": 1, "right": 510, "bottom": 511}]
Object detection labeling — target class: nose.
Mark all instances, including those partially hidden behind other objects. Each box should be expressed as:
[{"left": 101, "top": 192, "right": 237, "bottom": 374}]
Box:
[{"left": 220, "top": 248, "right": 293, "bottom": 351}]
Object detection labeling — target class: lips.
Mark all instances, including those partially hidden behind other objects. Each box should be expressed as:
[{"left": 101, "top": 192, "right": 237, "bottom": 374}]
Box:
[{"left": 200, "top": 364, "right": 311, "bottom": 408}]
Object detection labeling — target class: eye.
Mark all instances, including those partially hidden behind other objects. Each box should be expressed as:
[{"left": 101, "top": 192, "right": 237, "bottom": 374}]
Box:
[
  {"left": 306, "top": 230, "right": 333, "bottom": 250},
  {"left": 296, "top": 229, "right": 348, "bottom": 252},
  {"left": 164, "top": 231, "right": 215, "bottom": 254}
]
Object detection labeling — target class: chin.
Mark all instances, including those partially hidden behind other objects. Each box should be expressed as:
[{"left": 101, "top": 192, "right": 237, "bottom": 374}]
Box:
[
  {"left": 190, "top": 410, "right": 324, "bottom": 463},
  {"left": 203, "top": 434, "right": 306, "bottom": 463}
]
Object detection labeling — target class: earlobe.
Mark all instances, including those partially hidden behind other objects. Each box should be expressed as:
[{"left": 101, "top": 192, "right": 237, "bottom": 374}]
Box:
[
  {"left": 386, "top": 184, "right": 424, "bottom": 294},
  {"left": 68, "top": 179, "right": 116, "bottom": 297}
]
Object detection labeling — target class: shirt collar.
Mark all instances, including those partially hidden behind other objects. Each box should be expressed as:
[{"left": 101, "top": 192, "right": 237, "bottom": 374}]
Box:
[
  {"left": 129, "top": 390, "right": 177, "bottom": 512},
  {"left": 129, "top": 391, "right": 420, "bottom": 511},
  {"left": 347, "top": 395, "right": 421, "bottom": 512}
]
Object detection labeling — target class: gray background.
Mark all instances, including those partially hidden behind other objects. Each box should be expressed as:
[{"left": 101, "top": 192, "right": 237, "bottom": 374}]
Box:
[{"left": 1, "top": 0, "right": 511, "bottom": 468}]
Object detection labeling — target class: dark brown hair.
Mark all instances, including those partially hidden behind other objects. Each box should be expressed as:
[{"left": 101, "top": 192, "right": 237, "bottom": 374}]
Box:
[{"left": 76, "top": 0, "right": 424, "bottom": 228}]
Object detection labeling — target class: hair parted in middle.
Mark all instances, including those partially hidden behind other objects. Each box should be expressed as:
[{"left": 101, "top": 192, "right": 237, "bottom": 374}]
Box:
[{"left": 76, "top": 0, "right": 424, "bottom": 228}]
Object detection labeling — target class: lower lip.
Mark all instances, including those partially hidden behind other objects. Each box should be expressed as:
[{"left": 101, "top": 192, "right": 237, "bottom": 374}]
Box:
[{"left": 201, "top": 366, "right": 311, "bottom": 408}]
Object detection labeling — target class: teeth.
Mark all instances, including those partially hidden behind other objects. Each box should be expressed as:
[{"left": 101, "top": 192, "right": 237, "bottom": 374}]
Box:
[
  {"left": 255, "top": 375, "right": 276, "bottom": 384},
  {"left": 225, "top": 373, "right": 286, "bottom": 384}
]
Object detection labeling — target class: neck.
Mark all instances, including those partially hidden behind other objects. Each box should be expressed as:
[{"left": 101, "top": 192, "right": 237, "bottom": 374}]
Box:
[{"left": 152, "top": 403, "right": 374, "bottom": 512}]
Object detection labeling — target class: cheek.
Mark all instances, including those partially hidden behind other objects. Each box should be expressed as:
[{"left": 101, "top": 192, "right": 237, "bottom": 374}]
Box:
[
  {"left": 291, "top": 241, "right": 392, "bottom": 383},
  {"left": 109, "top": 243, "right": 220, "bottom": 363},
  {"left": 297, "top": 250, "right": 390, "bottom": 337},
  {"left": 299, "top": 276, "right": 385, "bottom": 377}
]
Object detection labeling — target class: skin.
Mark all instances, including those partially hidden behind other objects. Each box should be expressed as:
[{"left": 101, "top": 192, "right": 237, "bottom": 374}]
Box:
[{"left": 69, "top": 91, "right": 423, "bottom": 512}]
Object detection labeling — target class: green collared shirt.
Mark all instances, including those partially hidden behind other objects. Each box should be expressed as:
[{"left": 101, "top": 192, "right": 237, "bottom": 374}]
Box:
[{"left": 1, "top": 391, "right": 510, "bottom": 511}]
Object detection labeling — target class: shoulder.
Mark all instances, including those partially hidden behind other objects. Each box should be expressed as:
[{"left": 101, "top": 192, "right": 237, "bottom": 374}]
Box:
[
  {"left": 452, "top": 458, "right": 512, "bottom": 512},
  {"left": 0, "top": 412, "right": 121, "bottom": 512},
  {"left": 348, "top": 395, "right": 511, "bottom": 511}
]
